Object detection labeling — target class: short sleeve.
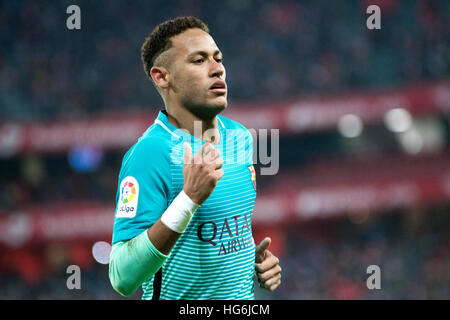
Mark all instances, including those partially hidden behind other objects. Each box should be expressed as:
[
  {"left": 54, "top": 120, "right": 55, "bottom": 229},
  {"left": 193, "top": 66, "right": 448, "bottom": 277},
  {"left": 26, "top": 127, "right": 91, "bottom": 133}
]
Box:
[{"left": 112, "top": 136, "right": 171, "bottom": 244}]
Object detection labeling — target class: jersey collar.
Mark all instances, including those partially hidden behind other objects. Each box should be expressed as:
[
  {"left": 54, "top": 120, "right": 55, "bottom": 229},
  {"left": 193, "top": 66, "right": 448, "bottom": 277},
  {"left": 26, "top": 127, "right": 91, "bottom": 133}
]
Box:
[{"left": 154, "top": 110, "right": 226, "bottom": 144}]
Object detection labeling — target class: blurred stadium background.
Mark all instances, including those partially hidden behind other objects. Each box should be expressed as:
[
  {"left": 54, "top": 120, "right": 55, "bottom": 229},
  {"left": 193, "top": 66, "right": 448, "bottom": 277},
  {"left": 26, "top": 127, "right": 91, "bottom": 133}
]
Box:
[{"left": 0, "top": 0, "right": 449, "bottom": 299}]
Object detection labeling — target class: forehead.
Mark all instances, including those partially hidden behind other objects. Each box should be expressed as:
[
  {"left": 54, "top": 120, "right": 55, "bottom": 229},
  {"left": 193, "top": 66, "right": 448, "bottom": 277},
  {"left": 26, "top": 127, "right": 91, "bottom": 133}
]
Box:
[{"left": 170, "top": 28, "right": 220, "bottom": 56}]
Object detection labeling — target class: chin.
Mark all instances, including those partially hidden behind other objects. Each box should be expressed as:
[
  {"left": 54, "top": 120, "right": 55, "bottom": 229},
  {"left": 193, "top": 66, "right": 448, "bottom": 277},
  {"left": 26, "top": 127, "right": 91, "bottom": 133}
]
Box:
[
  {"left": 187, "top": 100, "right": 227, "bottom": 120},
  {"left": 212, "top": 97, "right": 228, "bottom": 111}
]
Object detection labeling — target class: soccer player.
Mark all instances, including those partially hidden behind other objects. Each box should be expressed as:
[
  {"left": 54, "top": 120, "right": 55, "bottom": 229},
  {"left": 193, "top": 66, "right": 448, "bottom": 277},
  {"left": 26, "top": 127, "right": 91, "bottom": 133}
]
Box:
[{"left": 109, "top": 16, "right": 282, "bottom": 300}]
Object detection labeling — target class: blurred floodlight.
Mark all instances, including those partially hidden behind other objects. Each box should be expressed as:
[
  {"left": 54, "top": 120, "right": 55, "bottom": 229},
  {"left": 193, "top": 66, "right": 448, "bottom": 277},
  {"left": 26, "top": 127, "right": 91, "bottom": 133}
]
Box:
[
  {"left": 398, "top": 128, "right": 423, "bottom": 154},
  {"left": 0, "top": 124, "right": 22, "bottom": 158},
  {"left": 337, "top": 114, "right": 363, "bottom": 138},
  {"left": 414, "top": 117, "right": 446, "bottom": 153},
  {"left": 396, "top": 117, "right": 445, "bottom": 155},
  {"left": 68, "top": 146, "right": 103, "bottom": 172},
  {"left": 384, "top": 108, "right": 413, "bottom": 133},
  {"left": 92, "top": 241, "right": 111, "bottom": 264}
]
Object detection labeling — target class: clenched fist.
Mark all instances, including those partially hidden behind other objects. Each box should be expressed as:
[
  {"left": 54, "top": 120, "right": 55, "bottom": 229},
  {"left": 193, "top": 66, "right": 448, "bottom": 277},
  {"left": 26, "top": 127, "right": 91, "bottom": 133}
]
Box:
[{"left": 182, "top": 142, "right": 224, "bottom": 205}]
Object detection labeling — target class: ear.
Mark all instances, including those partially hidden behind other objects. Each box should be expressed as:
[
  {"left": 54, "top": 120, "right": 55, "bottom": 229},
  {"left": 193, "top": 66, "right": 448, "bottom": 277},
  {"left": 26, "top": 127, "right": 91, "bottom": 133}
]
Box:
[{"left": 150, "top": 66, "right": 170, "bottom": 89}]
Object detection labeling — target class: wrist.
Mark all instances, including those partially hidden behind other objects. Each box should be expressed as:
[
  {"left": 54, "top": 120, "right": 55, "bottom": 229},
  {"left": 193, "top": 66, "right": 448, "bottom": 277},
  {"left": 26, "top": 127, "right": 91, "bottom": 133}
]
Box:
[
  {"left": 160, "top": 190, "right": 200, "bottom": 233},
  {"left": 183, "top": 188, "right": 202, "bottom": 205}
]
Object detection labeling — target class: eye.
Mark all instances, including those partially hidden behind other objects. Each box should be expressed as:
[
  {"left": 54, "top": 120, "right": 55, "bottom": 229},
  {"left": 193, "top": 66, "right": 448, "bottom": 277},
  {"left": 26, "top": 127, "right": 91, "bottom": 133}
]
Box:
[
  {"left": 193, "top": 58, "right": 204, "bottom": 64},
  {"left": 216, "top": 57, "right": 223, "bottom": 63}
]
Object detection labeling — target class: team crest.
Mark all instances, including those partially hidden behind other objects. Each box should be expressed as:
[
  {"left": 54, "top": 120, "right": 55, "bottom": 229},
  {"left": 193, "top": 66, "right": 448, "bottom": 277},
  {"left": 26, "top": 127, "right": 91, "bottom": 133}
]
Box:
[
  {"left": 116, "top": 176, "right": 139, "bottom": 218},
  {"left": 248, "top": 165, "right": 256, "bottom": 191}
]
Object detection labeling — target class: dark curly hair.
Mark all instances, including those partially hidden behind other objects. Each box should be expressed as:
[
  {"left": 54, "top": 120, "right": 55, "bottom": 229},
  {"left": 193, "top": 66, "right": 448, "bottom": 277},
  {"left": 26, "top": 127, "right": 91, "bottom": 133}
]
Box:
[{"left": 141, "top": 16, "right": 209, "bottom": 79}]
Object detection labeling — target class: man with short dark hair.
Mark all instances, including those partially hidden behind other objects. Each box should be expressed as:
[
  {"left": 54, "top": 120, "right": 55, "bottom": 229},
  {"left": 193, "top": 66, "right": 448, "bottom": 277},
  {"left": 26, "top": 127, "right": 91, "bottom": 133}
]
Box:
[{"left": 109, "top": 16, "right": 281, "bottom": 300}]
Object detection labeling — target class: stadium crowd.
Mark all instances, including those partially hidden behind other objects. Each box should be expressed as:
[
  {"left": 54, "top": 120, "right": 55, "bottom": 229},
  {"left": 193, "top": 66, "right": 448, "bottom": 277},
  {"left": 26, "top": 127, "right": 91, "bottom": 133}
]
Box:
[
  {"left": 0, "top": 152, "right": 121, "bottom": 213},
  {"left": 1, "top": 203, "right": 448, "bottom": 299},
  {"left": 276, "top": 205, "right": 450, "bottom": 299},
  {"left": 1, "top": 0, "right": 448, "bottom": 121}
]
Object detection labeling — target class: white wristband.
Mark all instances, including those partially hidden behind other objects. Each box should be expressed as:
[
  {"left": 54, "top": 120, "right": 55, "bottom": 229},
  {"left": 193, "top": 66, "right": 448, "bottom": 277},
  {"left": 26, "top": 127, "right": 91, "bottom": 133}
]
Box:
[{"left": 160, "top": 190, "right": 200, "bottom": 233}]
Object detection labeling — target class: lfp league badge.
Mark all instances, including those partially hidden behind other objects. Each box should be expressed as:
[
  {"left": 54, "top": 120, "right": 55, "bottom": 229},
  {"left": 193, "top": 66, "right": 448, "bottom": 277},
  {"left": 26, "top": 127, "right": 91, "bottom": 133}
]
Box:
[{"left": 248, "top": 165, "right": 256, "bottom": 191}]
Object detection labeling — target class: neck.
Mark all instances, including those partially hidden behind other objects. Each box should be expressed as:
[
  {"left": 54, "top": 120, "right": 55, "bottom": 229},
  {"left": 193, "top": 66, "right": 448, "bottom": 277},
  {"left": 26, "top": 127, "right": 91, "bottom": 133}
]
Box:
[{"left": 165, "top": 106, "right": 220, "bottom": 145}]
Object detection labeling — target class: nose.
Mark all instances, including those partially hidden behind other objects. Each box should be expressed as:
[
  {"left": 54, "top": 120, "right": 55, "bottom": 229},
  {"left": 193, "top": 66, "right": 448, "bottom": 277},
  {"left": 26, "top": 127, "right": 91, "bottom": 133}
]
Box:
[{"left": 209, "top": 59, "right": 225, "bottom": 79}]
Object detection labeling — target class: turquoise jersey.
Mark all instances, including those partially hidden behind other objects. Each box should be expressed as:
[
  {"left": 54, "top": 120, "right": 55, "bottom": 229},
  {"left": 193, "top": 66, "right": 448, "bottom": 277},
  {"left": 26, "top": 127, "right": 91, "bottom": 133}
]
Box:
[{"left": 112, "top": 110, "right": 257, "bottom": 300}]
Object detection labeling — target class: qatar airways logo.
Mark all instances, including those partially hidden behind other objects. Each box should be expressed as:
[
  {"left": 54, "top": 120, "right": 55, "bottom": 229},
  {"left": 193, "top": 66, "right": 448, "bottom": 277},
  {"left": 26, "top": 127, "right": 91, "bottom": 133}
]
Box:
[{"left": 197, "top": 213, "right": 253, "bottom": 256}]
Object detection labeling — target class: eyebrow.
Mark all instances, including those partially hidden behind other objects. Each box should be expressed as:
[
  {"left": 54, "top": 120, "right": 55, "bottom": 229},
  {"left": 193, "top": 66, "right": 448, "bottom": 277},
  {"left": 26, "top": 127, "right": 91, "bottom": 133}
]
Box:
[{"left": 187, "top": 50, "right": 222, "bottom": 59}]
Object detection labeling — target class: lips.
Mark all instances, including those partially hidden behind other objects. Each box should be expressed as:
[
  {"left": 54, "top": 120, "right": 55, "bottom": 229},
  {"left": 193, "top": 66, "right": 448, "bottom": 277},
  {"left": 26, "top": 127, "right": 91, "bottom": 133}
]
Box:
[{"left": 209, "top": 81, "right": 227, "bottom": 94}]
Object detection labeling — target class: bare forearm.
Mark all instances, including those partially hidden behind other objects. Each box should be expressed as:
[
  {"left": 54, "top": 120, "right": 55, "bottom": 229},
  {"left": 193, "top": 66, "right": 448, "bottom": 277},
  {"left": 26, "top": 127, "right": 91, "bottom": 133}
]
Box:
[{"left": 147, "top": 219, "right": 182, "bottom": 255}]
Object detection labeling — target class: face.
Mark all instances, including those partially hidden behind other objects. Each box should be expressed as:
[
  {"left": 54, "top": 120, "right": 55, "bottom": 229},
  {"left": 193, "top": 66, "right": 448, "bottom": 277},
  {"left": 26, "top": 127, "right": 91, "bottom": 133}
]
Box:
[{"left": 164, "top": 28, "right": 227, "bottom": 120}]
